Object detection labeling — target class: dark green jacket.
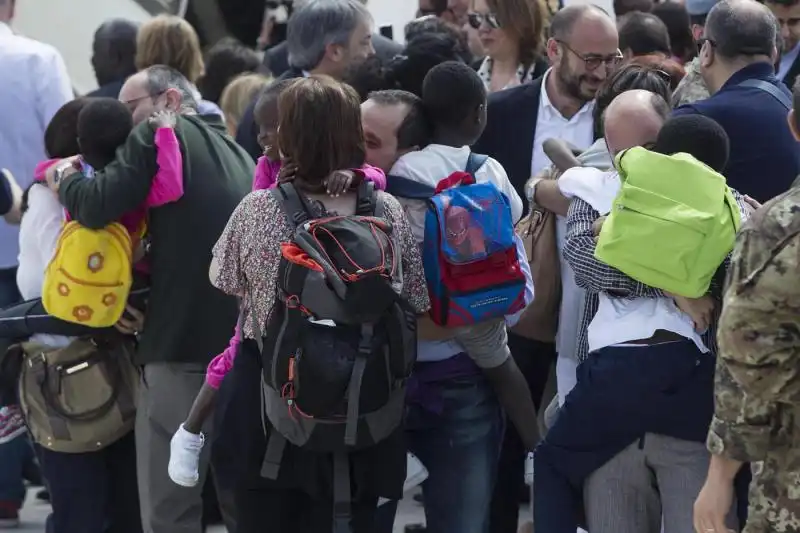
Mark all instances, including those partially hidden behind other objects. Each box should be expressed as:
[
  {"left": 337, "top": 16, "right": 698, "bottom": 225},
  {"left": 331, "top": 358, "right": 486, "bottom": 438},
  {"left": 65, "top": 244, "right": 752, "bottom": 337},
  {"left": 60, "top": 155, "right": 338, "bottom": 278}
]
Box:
[{"left": 60, "top": 115, "right": 254, "bottom": 365}]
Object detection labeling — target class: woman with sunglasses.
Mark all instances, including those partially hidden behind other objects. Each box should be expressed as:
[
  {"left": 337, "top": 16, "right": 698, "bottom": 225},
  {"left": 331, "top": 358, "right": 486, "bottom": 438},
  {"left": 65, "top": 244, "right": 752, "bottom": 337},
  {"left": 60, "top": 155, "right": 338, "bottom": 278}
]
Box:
[{"left": 469, "top": 0, "right": 550, "bottom": 92}]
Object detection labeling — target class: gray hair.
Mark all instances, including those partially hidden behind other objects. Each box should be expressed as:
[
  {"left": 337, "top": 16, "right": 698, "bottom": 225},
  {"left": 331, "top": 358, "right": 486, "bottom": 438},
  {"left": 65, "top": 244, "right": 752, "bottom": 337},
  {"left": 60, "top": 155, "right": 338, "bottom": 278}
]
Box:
[
  {"left": 144, "top": 65, "right": 198, "bottom": 111},
  {"left": 287, "top": 0, "right": 372, "bottom": 71}
]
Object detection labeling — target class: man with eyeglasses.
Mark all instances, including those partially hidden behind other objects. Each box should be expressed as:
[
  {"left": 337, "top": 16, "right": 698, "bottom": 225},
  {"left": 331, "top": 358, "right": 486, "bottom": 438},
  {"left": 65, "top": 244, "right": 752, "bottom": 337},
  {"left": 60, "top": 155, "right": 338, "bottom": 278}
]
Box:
[
  {"left": 472, "top": 5, "right": 620, "bottom": 533},
  {"left": 45, "top": 65, "right": 253, "bottom": 533}
]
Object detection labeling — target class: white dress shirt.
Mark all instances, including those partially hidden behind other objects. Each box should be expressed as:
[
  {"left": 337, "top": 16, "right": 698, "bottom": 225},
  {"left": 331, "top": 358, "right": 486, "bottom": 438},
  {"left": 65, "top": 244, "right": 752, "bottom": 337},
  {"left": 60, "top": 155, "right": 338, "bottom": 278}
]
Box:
[
  {"left": 0, "top": 22, "right": 73, "bottom": 269},
  {"left": 530, "top": 69, "right": 595, "bottom": 403}
]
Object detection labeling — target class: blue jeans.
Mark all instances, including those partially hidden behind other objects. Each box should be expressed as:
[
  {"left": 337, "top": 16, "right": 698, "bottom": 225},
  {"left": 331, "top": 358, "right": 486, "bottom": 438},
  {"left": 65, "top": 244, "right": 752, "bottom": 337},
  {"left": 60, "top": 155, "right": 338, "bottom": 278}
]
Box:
[
  {"left": 376, "top": 372, "right": 504, "bottom": 533},
  {"left": 0, "top": 267, "right": 24, "bottom": 508}
]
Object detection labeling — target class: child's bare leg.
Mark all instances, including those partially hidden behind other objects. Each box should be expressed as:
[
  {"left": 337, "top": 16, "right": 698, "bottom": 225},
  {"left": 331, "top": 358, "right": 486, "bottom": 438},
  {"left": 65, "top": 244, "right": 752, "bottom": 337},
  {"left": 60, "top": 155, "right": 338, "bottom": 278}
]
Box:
[
  {"left": 168, "top": 382, "right": 218, "bottom": 487},
  {"left": 183, "top": 382, "right": 217, "bottom": 434}
]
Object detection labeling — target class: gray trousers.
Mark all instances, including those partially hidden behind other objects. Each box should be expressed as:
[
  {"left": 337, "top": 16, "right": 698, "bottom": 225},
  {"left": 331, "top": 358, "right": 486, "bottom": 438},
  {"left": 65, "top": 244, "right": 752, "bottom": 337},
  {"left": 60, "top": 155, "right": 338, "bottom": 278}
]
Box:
[
  {"left": 136, "top": 362, "right": 235, "bottom": 533},
  {"left": 583, "top": 433, "right": 736, "bottom": 533}
]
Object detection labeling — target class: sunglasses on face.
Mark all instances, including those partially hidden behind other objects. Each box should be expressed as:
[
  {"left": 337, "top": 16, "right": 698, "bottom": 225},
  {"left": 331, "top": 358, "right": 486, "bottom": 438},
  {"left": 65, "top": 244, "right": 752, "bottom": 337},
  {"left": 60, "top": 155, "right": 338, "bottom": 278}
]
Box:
[{"left": 467, "top": 12, "right": 500, "bottom": 29}]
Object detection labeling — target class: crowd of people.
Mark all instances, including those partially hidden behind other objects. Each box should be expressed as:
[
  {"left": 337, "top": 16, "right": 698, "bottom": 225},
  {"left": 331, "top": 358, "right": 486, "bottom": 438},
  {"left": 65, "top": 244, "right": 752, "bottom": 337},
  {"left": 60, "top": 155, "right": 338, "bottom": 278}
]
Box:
[{"left": 0, "top": 0, "right": 798, "bottom": 532}]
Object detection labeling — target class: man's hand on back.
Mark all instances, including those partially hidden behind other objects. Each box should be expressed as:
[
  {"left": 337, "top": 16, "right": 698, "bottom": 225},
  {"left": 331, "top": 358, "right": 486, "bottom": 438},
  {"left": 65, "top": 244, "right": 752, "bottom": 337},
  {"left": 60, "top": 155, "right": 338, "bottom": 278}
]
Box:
[
  {"left": 667, "top": 292, "right": 715, "bottom": 332},
  {"left": 592, "top": 215, "right": 607, "bottom": 240},
  {"left": 45, "top": 156, "right": 81, "bottom": 194}
]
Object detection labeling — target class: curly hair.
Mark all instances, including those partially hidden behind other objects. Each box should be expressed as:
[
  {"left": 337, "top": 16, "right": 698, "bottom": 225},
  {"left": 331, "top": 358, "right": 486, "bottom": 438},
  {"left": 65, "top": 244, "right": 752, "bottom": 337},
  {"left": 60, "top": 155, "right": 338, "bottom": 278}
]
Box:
[{"left": 135, "top": 15, "right": 205, "bottom": 83}]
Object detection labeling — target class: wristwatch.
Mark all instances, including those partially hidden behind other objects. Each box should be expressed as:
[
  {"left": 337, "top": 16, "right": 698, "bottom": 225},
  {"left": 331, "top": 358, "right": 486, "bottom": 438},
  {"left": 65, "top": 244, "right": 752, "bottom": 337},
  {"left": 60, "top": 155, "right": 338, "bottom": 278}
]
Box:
[
  {"left": 52, "top": 161, "right": 74, "bottom": 187},
  {"left": 525, "top": 176, "right": 544, "bottom": 208}
]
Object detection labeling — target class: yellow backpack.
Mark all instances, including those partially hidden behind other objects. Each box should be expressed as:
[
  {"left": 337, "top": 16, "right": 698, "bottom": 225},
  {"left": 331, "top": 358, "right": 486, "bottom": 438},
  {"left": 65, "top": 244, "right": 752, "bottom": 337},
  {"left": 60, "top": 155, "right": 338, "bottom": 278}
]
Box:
[{"left": 42, "top": 221, "right": 134, "bottom": 328}]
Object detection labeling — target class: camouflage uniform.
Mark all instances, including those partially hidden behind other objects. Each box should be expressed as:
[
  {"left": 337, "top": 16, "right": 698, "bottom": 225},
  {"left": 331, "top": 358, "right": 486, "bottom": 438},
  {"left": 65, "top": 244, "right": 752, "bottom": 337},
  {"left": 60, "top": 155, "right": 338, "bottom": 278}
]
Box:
[
  {"left": 708, "top": 186, "right": 800, "bottom": 533},
  {"left": 672, "top": 57, "right": 711, "bottom": 107}
]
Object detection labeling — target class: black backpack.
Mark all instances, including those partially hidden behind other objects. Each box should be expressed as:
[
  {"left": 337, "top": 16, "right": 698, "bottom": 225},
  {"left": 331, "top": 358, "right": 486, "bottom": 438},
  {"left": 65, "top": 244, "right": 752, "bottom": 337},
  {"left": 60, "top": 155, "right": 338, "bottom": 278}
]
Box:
[{"left": 254, "top": 182, "right": 418, "bottom": 533}]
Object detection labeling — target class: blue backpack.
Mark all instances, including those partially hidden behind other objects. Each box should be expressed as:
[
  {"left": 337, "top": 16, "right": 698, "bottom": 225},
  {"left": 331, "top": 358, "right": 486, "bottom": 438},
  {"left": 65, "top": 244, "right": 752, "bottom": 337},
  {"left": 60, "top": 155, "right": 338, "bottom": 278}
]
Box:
[{"left": 387, "top": 153, "right": 526, "bottom": 326}]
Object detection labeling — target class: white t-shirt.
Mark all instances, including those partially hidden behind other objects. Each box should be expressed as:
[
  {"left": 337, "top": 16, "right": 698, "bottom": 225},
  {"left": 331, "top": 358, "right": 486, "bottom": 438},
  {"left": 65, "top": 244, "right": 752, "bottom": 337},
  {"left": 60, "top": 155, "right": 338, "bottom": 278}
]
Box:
[{"left": 17, "top": 184, "right": 71, "bottom": 348}]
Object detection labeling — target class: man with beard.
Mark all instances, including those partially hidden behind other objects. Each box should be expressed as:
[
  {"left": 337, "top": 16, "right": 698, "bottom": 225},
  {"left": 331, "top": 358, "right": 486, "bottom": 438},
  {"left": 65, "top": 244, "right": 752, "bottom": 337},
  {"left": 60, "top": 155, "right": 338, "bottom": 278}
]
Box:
[
  {"left": 235, "top": 0, "right": 378, "bottom": 160},
  {"left": 472, "top": 5, "right": 621, "bottom": 532}
]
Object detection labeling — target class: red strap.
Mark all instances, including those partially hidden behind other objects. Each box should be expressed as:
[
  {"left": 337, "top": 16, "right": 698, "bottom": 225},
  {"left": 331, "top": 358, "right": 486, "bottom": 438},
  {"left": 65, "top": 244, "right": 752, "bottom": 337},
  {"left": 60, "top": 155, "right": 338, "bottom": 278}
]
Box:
[{"left": 435, "top": 171, "right": 475, "bottom": 194}]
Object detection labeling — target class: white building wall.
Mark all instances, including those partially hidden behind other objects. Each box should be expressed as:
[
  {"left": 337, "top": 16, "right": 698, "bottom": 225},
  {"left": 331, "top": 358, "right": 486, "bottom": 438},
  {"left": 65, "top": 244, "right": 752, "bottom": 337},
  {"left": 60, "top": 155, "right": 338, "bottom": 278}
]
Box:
[
  {"left": 12, "top": 0, "right": 152, "bottom": 94},
  {"left": 10, "top": 0, "right": 418, "bottom": 94}
]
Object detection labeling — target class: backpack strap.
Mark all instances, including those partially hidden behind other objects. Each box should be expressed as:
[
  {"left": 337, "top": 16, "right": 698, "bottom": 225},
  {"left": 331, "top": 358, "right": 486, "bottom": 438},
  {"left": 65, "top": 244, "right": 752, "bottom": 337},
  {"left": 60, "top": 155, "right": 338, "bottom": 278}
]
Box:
[
  {"left": 271, "top": 183, "right": 313, "bottom": 229},
  {"left": 385, "top": 175, "right": 436, "bottom": 200},
  {"left": 333, "top": 452, "right": 352, "bottom": 533},
  {"left": 738, "top": 79, "right": 791, "bottom": 109},
  {"left": 355, "top": 181, "right": 377, "bottom": 216},
  {"left": 466, "top": 152, "right": 489, "bottom": 176},
  {"left": 260, "top": 431, "right": 287, "bottom": 480},
  {"left": 344, "top": 322, "right": 373, "bottom": 446}
]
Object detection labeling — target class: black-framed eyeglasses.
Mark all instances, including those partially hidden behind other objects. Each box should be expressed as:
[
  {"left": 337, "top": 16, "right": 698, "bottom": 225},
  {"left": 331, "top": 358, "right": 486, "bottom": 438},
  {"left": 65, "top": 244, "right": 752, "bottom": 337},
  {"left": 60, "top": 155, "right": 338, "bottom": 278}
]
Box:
[
  {"left": 121, "top": 90, "right": 166, "bottom": 111},
  {"left": 696, "top": 35, "right": 770, "bottom": 57},
  {"left": 467, "top": 12, "right": 500, "bottom": 30},
  {"left": 556, "top": 40, "right": 623, "bottom": 71}
]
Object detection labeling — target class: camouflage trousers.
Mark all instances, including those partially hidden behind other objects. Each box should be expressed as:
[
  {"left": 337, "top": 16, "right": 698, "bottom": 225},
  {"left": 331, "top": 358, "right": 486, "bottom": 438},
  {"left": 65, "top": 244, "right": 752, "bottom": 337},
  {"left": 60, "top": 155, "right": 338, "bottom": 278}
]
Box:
[{"left": 743, "top": 453, "right": 800, "bottom": 533}]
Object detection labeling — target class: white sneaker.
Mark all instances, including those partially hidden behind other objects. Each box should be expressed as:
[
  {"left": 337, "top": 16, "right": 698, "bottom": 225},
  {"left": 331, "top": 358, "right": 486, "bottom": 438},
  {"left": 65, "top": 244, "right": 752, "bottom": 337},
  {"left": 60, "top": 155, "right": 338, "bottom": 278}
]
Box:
[
  {"left": 168, "top": 424, "right": 204, "bottom": 487},
  {"left": 403, "top": 452, "right": 428, "bottom": 493}
]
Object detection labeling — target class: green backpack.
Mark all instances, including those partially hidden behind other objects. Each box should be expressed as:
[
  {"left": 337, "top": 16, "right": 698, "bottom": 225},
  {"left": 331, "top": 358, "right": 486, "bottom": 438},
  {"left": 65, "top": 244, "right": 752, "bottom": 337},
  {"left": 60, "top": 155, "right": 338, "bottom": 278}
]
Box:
[{"left": 594, "top": 147, "right": 741, "bottom": 298}]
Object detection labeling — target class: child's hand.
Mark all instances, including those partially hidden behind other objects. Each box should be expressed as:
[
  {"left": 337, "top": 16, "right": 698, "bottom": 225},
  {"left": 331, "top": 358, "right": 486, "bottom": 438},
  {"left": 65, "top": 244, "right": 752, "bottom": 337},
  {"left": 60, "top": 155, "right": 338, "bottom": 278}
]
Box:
[
  {"left": 277, "top": 161, "right": 298, "bottom": 184},
  {"left": 668, "top": 292, "right": 715, "bottom": 332},
  {"left": 592, "top": 215, "right": 607, "bottom": 241},
  {"left": 325, "top": 170, "right": 362, "bottom": 197},
  {"left": 149, "top": 110, "right": 177, "bottom": 129}
]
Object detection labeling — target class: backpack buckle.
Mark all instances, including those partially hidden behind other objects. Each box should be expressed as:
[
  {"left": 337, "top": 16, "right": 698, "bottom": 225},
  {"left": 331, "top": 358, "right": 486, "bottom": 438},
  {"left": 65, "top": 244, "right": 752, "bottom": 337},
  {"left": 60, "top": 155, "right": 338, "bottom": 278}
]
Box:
[
  {"left": 284, "top": 294, "right": 313, "bottom": 317},
  {"left": 285, "top": 295, "right": 300, "bottom": 309}
]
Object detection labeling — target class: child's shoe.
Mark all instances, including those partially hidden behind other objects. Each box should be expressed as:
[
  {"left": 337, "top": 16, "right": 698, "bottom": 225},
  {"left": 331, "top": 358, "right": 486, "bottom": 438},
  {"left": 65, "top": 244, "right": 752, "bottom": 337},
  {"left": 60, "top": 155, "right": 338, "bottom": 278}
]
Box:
[{"left": 168, "top": 423, "right": 204, "bottom": 487}]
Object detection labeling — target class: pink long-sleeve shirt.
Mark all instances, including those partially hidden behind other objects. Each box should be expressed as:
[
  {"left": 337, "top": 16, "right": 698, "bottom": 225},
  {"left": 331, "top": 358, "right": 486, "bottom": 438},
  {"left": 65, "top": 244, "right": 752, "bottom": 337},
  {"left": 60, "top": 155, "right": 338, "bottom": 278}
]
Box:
[{"left": 204, "top": 159, "right": 387, "bottom": 389}]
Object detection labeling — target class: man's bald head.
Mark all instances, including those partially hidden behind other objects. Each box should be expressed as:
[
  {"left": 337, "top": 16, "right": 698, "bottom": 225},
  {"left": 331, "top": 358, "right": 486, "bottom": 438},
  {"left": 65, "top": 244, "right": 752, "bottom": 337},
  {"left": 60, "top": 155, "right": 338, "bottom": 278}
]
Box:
[
  {"left": 92, "top": 19, "right": 139, "bottom": 87},
  {"left": 604, "top": 89, "right": 671, "bottom": 156},
  {"left": 550, "top": 4, "right": 615, "bottom": 41}
]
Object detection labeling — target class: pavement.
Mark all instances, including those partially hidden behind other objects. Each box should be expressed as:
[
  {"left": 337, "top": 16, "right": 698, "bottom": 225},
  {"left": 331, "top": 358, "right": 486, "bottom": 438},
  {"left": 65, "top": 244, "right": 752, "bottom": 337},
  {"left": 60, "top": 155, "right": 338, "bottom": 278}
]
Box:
[{"left": 17, "top": 487, "right": 531, "bottom": 532}]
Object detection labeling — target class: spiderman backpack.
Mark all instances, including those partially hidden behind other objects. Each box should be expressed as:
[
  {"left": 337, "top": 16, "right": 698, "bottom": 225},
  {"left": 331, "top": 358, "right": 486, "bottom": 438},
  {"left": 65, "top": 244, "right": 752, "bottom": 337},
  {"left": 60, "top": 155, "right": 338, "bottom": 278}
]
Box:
[{"left": 387, "top": 152, "right": 526, "bottom": 326}]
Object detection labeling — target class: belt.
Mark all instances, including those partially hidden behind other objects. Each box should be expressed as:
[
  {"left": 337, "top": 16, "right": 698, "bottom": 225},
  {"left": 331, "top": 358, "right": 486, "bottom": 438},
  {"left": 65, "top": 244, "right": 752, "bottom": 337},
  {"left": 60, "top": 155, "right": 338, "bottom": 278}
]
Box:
[{"left": 627, "top": 329, "right": 685, "bottom": 346}]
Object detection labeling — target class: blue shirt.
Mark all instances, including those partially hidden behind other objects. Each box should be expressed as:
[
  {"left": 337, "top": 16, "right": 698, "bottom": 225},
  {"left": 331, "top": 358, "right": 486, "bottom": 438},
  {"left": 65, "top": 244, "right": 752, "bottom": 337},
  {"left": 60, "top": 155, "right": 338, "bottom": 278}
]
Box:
[
  {"left": 0, "top": 22, "right": 73, "bottom": 268},
  {"left": 673, "top": 62, "right": 800, "bottom": 203}
]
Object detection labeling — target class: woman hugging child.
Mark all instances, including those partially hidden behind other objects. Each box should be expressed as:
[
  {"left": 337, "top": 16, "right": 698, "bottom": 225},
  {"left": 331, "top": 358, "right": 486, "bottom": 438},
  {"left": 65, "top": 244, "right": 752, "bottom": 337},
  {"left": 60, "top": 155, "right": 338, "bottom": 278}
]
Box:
[{"left": 168, "top": 79, "right": 388, "bottom": 487}]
